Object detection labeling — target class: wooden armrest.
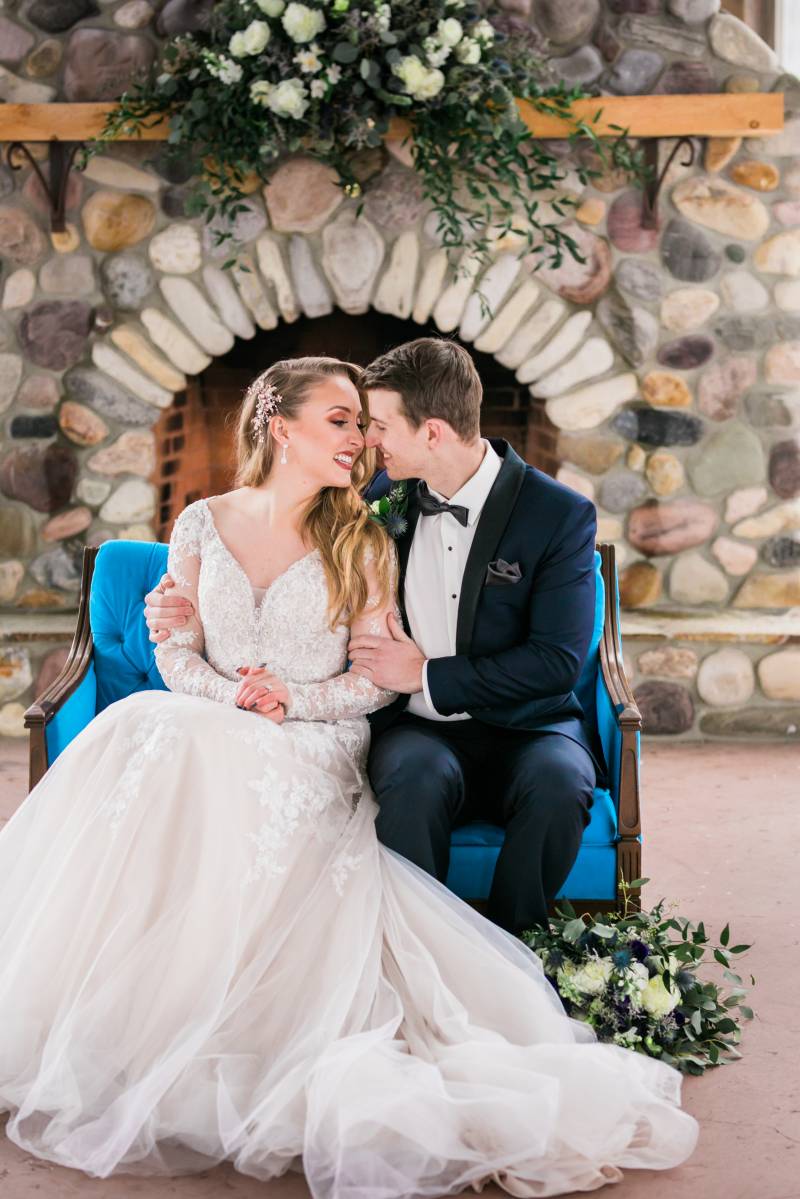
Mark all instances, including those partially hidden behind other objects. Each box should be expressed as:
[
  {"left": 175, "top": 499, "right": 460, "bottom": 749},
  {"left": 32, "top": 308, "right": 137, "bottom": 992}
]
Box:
[
  {"left": 597, "top": 543, "right": 642, "bottom": 840},
  {"left": 24, "top": 546, "right": 98, "bottom": 789}
]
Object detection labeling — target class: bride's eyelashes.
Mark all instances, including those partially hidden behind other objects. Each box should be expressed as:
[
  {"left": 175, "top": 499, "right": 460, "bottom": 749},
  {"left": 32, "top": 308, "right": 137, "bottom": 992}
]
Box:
[{"left": 332, "top": 419, "right": 365, "bottom": 431}]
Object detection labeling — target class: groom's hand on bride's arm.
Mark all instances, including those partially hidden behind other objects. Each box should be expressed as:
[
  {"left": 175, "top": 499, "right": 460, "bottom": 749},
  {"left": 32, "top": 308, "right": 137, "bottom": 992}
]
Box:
[
  {"left": 143, "top": 573, "right": 195, "bottom": 644},
  {"left": 348, "top": 614, "right": 425, "bottom": 693}
]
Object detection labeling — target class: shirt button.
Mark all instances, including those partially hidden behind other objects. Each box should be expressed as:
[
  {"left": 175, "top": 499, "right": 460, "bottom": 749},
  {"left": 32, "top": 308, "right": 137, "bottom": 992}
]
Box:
[
  {"left": 448, "top": 546, "right": 453, "bottom": 551},
  {"left": 451, "top": 593, "right": 457, "bottom": 599}
]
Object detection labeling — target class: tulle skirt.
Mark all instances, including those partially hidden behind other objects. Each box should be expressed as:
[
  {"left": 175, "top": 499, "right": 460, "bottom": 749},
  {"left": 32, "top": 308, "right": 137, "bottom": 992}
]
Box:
[{"left": 0, "top": 690, "right": 699, "bottom": 1195}]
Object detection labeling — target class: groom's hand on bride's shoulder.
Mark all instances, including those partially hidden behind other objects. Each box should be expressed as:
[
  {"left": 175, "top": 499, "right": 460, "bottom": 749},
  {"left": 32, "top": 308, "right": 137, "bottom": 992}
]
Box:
[
  {"left": 348, "top": 614, "right": 425, "bottom": 694},
  {"left": 143, "top": 573, "right": 195, "bottom": 643}
]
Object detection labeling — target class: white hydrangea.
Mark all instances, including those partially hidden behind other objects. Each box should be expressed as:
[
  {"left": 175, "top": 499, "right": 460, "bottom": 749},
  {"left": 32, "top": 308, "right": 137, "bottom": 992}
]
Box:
[
  {"left": 249, "top": 79, "right": 273, "bottom": 105},
  {"left": 392, "top": 54, "right": 444, "bottom": 101},
  {"left": 436, "top": 17, "right": 463, "bottom": 46},
  {"left": 326, "top": 63, "right": 342, "bottom": 84},
  {"left": 282, "top": 2, "right": 326, "bottom": 43},
  {"left": 293, "top": 43, "right": 323, "bottom": 72},
  {"left": 255, "top": 0, "right": 285, "bottom": 14},
  {"left": 423, "top": 36, "right": 450, "bottom": 68},
  {"left": 375, "top": 2, "right": 391, "bottom": 32},
  {"left": 229, "top": 19, "right": 271, "bottom": 57},
  {"left": 571, "top": 956, "right": 613, "bottom": 997},
  {"left": 205, "top": 53, "right": 244, "bottom": 84},
  {"left": 455, "top": 37, "right": 480, "bottom": 65},
  {"left": 310, "top": 77, "right": 327, "bottom": 99},
  {"left": 267, "top": 77, "right": 310, "bottom": 118},
  {"left": 472, "top": 18, "right": 495, "bottom": 43}
]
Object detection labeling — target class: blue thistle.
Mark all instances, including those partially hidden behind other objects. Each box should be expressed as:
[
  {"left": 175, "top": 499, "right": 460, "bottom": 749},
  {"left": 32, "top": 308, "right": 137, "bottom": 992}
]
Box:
[
  {"left": 386, "top": 513, "right": 408, "bottom": 539},
  {"left": 612, "top": 947, "right": 633, "bottom": 968}
]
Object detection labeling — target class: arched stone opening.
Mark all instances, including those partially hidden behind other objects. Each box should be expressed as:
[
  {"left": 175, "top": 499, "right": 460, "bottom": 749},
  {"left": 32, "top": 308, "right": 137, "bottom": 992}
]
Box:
[{"left": 150, "top": 308, "right": 561, "bottom": 540}]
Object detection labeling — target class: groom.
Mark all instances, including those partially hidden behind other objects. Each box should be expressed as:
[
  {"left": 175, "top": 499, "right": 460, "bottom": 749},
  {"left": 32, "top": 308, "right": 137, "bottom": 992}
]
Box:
[{"left": 352, "top": 338, "right": 605, "bottom": 935}]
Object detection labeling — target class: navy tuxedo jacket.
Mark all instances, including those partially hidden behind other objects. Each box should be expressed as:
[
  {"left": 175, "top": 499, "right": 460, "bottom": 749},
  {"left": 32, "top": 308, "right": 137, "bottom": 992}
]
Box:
[{"left": 363, "top": 438, "right": 607, "bottom": 784}]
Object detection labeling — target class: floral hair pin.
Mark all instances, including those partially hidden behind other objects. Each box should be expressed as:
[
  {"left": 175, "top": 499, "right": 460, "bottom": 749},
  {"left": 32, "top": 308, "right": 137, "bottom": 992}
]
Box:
[{"left": 250, "top": 378, "right": 283, "bottom": 443}]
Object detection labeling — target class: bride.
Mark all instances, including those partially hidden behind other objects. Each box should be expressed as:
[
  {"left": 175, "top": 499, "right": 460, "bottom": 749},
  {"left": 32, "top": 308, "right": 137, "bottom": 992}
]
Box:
[{"left": 0, "top": 356, "right": 698, "bottom": 1195}]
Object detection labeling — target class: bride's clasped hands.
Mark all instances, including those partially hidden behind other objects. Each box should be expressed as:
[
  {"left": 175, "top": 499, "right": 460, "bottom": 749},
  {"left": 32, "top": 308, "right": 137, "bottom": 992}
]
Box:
[{"left": 234, "top": 665, "right": 289, "bottom": 720}]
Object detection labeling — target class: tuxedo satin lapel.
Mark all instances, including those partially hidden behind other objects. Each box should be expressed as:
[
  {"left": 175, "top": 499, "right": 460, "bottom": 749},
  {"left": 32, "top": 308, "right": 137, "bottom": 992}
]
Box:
[
  {"left": 455, "top": 443, "right": 527, "bottom": 655},
  {"left": 396, "top": 481, "right": 420, "bottom": 621}
]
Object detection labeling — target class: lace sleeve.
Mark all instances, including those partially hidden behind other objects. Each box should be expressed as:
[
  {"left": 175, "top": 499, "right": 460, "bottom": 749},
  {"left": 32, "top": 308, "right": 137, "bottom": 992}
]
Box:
[
  {"left": 285, "top": 541, "right": 399, "bottom": 722},
  {"left": 153, "top": 503, "right": 240, "bottom": 706}
]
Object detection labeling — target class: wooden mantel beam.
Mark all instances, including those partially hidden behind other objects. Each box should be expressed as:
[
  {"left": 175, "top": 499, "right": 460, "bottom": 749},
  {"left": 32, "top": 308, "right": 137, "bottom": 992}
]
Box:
[{"left": 0, "top": 93, "right": 784, "bottom": 144}]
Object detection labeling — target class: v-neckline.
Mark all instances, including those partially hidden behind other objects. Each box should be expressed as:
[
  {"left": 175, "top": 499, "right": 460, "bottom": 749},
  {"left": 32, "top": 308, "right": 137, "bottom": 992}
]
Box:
[{"left": 202, "top": 498, "right": 319, "bottom": 611}]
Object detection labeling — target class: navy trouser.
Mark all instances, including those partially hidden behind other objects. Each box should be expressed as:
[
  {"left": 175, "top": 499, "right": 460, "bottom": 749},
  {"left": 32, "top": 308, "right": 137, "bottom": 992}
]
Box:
[{"left": 367, "top": 713, "right": 595, "bottom": 935}]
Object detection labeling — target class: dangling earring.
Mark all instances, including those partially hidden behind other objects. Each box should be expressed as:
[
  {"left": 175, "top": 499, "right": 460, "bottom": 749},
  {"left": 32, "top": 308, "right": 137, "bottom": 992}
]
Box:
[{"left": 280, "top": 443, "right": 288, "bottom": 466}]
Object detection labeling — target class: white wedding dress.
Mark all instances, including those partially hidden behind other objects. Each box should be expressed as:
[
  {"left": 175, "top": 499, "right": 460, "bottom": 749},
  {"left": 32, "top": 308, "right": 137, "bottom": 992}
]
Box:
[{"left": 0, "top": 499, "right": 699, "bottom": 1195}]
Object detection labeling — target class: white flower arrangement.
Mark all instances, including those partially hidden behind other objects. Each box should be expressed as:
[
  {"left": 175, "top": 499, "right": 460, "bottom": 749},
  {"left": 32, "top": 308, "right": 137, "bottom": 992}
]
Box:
[
  {"left": 103, "top": 0, "right": 646, "bottom": 272},
  {"left": 523, "top": 877, "right": 755, "bottom": 1075}
]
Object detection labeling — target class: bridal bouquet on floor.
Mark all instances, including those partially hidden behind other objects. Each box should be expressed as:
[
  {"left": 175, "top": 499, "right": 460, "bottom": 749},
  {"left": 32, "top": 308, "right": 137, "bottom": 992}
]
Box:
[{"left": 522, "top": 878, "right": 755, "bottom": 1077}]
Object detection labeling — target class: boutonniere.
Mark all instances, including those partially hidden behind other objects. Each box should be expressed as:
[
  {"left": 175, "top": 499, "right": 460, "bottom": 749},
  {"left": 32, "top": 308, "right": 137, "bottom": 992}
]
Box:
[{"left": 366, "top": 482, "right": 409, "bottom": 539}]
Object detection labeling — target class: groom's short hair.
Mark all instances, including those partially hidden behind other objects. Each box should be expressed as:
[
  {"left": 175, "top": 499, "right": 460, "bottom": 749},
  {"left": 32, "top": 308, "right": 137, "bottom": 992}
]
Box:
[{"left": 362, "top": 338, "right": 482, "bottom": 441}]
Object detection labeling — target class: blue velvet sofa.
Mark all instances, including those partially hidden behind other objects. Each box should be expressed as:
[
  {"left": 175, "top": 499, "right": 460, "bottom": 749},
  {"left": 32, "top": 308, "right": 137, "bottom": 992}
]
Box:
[{"left": 25, "top": 542, "right": 643, "bottom": 918}]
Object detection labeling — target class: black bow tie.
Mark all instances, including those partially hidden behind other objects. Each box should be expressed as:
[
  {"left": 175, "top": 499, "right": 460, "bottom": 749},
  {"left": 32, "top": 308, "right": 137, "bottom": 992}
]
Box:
[{"left": 417, "top": 483, "right": 470, "bottom": 527}]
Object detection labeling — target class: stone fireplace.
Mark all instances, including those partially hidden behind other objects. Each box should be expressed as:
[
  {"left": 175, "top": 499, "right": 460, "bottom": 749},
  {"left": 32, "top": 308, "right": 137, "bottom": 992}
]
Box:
[
  {"left": 0, "top": 1, "right": 799, "bottom": 740},
  {"left": 151, "top": 311, "right": 559, "bottom": 540}
]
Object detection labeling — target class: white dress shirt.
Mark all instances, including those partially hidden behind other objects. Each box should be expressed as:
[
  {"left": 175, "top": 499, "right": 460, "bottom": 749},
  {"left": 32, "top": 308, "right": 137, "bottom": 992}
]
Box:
[{"left": 404, "top": 440, "right": 502, "bottom": 721}]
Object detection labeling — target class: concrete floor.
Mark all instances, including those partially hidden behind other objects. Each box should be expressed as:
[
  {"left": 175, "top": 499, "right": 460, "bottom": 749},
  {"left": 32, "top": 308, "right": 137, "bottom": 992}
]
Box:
[{"left": 0, "top": 737, "right": 797, "bottom": 1199}]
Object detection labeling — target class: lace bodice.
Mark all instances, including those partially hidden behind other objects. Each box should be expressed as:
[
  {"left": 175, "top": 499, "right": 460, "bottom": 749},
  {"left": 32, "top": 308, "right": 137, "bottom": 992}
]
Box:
[{"left": 154, "top": 499, "right": 399, "bottom": 722}]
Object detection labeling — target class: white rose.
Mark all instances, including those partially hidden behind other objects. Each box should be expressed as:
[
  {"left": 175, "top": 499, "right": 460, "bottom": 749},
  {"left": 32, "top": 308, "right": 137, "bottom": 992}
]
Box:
[
  {"left": 256, "top": 0, "right": 285, "bottom": 14},
  {"left": 415, "top": 66, "right": 444, "bottom": 99},
  {"left": 437, "top": 17, "right": 462, "bottom": 46},
  {"left": 241, "top": 19, "right": 272, "bottom": 55},
  {"left": 455, "top": 37, "right": 480, "bottom": 64},
  {"left": 229, "top": 31, "right": 248, "bottom": 57},
  {"left": 282, "top": 2, "right": 326, "bottom": 43},
  {"left": 250, "top": 79, "right": 273, "bottom": 106},
  {"left": 393, "top": 56, "right": 443, "bottom": 101},
  {"left": 472, "top": 18, "right": 495, "bottom": 43},
  {"left": 267, "top": 77, "right": 310, "bottom": 118},
  {"left": 639, "top": 975, "right": 681, "bottom": 1019},
  {"left": 571, "top": 957, "right": 613, "bottom": 997},
  {"left": 393, "top": 54, "right": 425, "bottom": 91}
]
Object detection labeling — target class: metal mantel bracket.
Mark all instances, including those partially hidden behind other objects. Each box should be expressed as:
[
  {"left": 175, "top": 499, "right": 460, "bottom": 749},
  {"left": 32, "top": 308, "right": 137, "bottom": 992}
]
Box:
[
  {"left": 640, "top": 135, "right": 696, "bottom": 230},
  {"left": 6, "top": 137, "right": 85, "bottom": 233}
]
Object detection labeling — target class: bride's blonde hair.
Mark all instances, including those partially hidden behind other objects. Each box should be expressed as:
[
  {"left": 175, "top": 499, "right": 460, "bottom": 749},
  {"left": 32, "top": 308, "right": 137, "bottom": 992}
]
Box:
[{"left": 235, "top": 356, "right": 393, "bottom": 630}]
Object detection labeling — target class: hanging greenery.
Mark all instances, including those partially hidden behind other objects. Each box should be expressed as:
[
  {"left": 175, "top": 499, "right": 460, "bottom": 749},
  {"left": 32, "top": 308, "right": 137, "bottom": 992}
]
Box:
[{"left": 97, "top": 0, "right": 647, "bottom": 274}]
